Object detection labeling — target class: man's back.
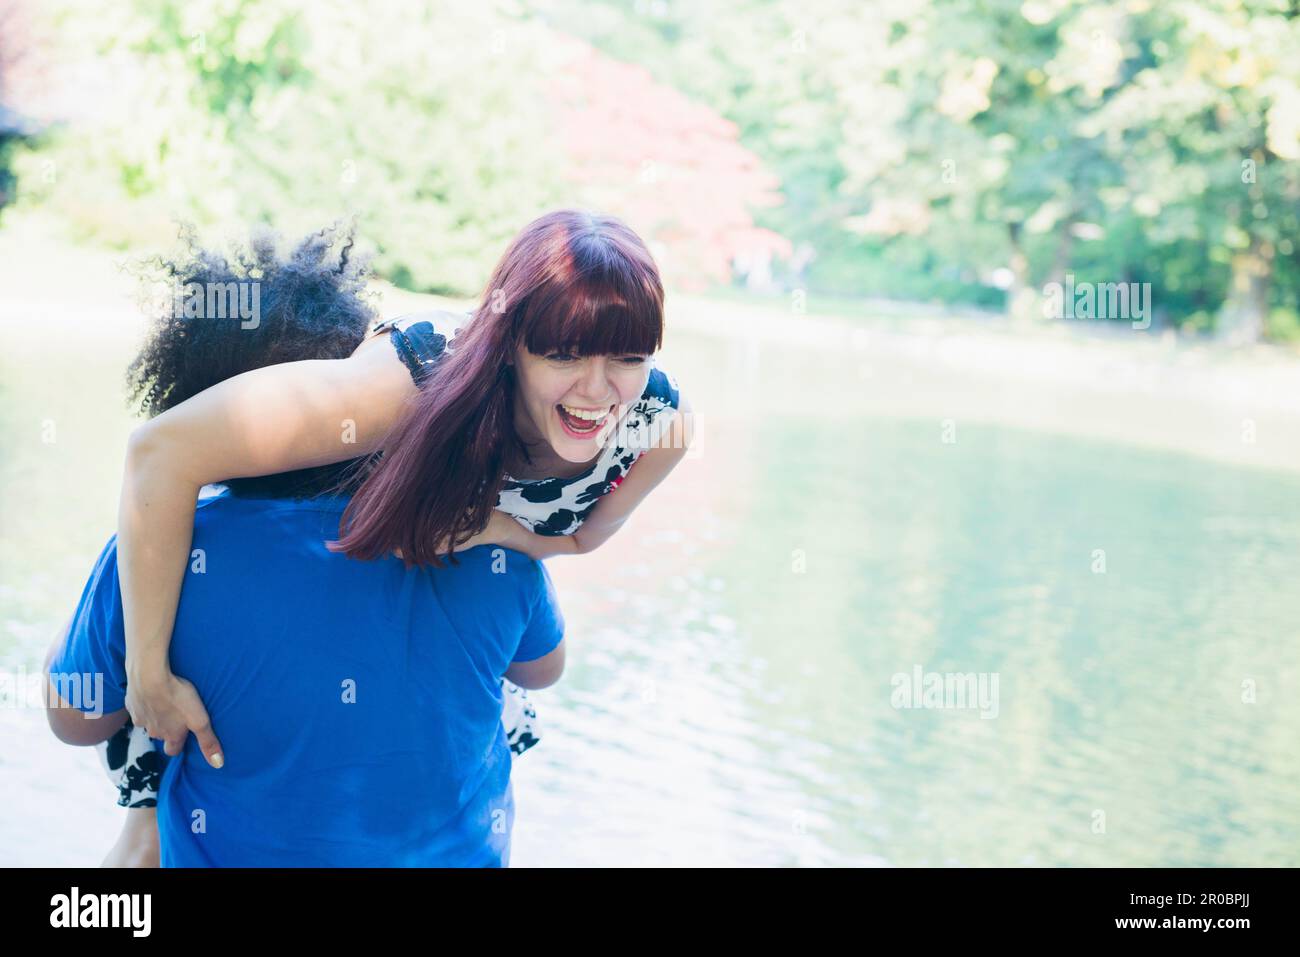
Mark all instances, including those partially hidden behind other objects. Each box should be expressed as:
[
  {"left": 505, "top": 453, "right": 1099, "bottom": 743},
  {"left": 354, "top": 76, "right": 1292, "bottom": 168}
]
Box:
[{"left": 65, "top": 487, "right": 564, "bottom": 866}]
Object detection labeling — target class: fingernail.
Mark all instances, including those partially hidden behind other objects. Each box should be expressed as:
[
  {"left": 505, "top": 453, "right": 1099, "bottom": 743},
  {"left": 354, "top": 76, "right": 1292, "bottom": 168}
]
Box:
[{"left": 210, "top": 752, "right": 224, "bottom": 769}]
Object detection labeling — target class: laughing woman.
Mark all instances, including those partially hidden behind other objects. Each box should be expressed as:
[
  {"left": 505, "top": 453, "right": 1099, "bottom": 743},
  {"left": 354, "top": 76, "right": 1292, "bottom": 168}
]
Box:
[{"left": 109, "top": 209, "right": 692, "bottom": 864}]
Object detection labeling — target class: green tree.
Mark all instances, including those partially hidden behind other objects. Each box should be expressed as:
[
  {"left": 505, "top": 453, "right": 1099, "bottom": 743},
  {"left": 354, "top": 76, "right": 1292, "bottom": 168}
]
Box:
[{"left": 1086, "top": 0, "right": 1300, "bottom": 342}]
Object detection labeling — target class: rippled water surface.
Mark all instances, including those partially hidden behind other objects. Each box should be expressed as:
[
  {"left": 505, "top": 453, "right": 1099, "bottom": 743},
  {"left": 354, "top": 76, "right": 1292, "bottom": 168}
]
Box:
[{"left": 3, "top": 319, "right": 1298, "bottom": 866}]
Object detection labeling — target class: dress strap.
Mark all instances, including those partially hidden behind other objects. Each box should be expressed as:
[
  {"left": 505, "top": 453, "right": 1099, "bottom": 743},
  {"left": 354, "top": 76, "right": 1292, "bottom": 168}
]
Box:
[{"left": 382, "top": 319, "right": 448, "bottom": 388}]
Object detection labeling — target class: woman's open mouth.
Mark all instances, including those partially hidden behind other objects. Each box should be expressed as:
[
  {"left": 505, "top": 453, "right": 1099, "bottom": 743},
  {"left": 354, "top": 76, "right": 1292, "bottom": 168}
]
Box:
[{"left": 556, "top": 402, "right": 614, "bottom": 439}]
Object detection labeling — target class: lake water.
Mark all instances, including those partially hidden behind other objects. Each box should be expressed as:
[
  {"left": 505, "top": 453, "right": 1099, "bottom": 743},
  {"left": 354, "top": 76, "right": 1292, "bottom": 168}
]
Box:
[{"left": 2, "top": 312, "right": 1298, "bottom": 866}]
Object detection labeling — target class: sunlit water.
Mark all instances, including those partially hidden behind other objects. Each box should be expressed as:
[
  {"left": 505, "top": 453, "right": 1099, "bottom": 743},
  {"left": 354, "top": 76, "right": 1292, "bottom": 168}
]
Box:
[{"left": 2, "top": 313, "right": 1298, "bottom": 866}]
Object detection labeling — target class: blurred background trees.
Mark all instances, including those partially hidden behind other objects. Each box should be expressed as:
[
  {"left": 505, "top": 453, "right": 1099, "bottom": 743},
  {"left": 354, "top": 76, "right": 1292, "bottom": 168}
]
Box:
[
  {"left": 3, "top": 0, "right": 1299, "bottom": 340},
  {"left": 0, "top": 0, "right": 40, "bottom": 218}
]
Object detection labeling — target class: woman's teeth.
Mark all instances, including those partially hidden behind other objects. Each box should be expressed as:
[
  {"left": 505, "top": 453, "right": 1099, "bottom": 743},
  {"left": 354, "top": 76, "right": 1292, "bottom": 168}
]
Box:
[
  {"left": 557, "top": 403, "right": 611, "bottom": 434},
  {"left": 561, "top": 404, "right": 609, "bottom": 422}
]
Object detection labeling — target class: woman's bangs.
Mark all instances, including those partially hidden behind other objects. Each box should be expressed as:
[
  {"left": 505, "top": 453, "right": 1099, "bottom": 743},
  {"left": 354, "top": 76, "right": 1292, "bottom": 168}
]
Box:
[{"left": 522, "top": 281, "right": 662, "bottom": 358}]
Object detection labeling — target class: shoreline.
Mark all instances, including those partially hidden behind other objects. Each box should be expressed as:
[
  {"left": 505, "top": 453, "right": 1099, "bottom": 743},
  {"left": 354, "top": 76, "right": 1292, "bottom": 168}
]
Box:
[
  {"left": 668, "top": 294, "right": 1300, "bottom": 476},
  {"left": 3, "top": 219, "right": 1298, "bottom": 473}
]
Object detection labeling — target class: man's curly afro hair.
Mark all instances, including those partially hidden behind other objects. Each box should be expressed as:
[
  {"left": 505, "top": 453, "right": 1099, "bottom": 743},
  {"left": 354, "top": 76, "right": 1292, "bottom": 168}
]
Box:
[{"left": 125, "top": 222, "right": 381, "bottom": 499}]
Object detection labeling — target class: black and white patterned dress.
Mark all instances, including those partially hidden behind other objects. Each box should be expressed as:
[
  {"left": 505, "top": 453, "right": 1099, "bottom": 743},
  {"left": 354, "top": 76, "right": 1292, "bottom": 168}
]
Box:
[{"left": 98, "top": 309, "right": 682, "bottom": 807}]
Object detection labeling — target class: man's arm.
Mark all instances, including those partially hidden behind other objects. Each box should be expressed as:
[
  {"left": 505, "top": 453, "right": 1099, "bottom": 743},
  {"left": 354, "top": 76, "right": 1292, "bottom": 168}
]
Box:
[
  {"left": 503, "top": 641, "right": 566, "bottom": 689},
  {"left": 46, "top": 688, "right": 130, "bottom": 746},
  {"left": 503, "top": 560, "right": 566, "bottom": 689},
  {"left": 44, "top": 615, "right": 131, "bottom": 746}
]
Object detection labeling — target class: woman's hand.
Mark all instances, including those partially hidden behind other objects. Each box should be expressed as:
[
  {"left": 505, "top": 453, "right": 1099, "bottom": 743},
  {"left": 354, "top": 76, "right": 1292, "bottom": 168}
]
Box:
[
  {"left": 437, "top": 509, "right": 522, "bottom": 554},
  {"left": 461, "top": 509, "right": 525, "bottom": 551},
  {"left": 480, "top": 510, "right": 585, "bottom": 560},
  {"left": 124, "top": 669, "right": 225, "bottom": 767},
  {"left": 392, "top": 509, "right": 520, "bottom": 562}
]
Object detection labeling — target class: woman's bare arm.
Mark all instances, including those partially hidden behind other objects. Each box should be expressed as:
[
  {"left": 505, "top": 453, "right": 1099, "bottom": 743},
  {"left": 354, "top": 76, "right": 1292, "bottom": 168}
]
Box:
[{"left": 119, "top": 331, "right": 417, "bottom": 761}]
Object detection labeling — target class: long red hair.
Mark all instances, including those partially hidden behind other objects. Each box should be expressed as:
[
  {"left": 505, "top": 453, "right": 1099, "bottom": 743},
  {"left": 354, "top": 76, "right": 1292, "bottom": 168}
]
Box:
[{"left": 329, "top": 209, "right": 665, "bottom": 567}]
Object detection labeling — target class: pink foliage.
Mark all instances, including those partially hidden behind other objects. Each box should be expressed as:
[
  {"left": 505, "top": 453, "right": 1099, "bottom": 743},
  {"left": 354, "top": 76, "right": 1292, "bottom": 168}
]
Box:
[{"left": 546, "top": 36, "right": 791, "bottom": 289}]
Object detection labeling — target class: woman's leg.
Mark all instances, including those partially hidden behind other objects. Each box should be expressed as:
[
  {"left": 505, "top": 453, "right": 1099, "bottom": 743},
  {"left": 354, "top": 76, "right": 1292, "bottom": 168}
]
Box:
[
  {"left": 101, "top": 807, "right": 160, "bottom": 868},
  {"left": 501, "top": 679, "right": 541, "bottom": 756},
  {"left": 96, "top": 717, "right": 166, "bottom": 867}
]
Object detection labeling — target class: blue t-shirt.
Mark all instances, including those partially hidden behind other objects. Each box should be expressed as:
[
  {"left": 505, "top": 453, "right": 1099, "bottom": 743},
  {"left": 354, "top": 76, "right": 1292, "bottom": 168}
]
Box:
[{"left": 48, "top": 488, "right": 564, "bottom": 867}]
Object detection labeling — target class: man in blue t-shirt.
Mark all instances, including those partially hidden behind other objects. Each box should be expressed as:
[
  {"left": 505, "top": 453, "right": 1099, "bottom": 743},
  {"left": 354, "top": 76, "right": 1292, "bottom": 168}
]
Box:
[{"left": 44, "top": 486, "right": 565, "bottom": 866}]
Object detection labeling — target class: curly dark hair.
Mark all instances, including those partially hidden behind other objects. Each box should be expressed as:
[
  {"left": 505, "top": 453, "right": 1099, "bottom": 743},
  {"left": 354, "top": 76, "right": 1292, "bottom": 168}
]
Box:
[{"left": 125, "top": 222, "right": 379, "bottom": 499}]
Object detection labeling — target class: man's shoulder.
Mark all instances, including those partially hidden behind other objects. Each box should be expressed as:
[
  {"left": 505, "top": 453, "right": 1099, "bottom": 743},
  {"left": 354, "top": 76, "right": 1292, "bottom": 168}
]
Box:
[
  {"left": 435, "top": 546, "right": 550, "bottom": 608},
  {"left": 189, "top": 490, "right": 355, "bottom": 569},
  {"left": 81, "top": 532, "right": 120, "bottom": 586},
  {"left": 194, "top": 487, "right": 352, "bottom": 520},
  {"left": 450, "top": 545, "right": 544, "bottom": 580}
]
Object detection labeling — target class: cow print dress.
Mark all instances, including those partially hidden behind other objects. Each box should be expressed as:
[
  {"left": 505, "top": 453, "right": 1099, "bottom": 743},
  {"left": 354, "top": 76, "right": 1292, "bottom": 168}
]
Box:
[{"left": 97, "top": 309, "right": 682, "bottom": 807}]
